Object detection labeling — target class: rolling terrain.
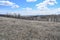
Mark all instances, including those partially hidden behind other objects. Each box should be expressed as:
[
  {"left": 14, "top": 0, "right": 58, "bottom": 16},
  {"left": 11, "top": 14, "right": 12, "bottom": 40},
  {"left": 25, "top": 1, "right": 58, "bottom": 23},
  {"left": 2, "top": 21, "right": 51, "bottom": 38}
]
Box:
[{"left": 0, "top": 17, "right": 60, "bottom": 40}]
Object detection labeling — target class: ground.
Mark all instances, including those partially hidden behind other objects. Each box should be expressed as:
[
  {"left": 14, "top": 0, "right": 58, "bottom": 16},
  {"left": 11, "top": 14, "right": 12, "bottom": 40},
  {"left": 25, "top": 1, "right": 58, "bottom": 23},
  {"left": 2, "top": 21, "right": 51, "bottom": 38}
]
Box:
[{"left": 0, "top": 17, "right": 60, "bottom": 40}]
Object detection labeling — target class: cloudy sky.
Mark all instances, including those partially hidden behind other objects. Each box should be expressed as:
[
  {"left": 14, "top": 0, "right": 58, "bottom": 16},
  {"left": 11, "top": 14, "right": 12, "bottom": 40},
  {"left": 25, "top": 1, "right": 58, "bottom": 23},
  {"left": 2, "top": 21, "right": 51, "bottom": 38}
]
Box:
[{"left": 0, "top": 0, "right": 60, "bottom": 15}]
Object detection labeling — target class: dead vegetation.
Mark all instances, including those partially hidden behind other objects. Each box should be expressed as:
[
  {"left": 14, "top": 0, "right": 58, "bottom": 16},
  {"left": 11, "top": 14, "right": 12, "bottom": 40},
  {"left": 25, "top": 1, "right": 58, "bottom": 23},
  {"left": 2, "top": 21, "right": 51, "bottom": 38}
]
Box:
[{"left": 0, "top": 17, "right": 60, "bottom": 40}]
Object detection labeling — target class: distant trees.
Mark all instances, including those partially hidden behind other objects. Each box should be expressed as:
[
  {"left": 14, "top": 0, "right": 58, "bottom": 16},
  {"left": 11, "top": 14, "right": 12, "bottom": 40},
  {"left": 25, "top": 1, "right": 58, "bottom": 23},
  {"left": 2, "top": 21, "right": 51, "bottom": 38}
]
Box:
[
  {"left": 1, "top": 13, "right": 60, "bottom": 22},
  {"left": 17, "top": 13, "right": 21, "bottom": 18},
  {"left": 6, "top": 12, "right": 21, "bottom": 18}
]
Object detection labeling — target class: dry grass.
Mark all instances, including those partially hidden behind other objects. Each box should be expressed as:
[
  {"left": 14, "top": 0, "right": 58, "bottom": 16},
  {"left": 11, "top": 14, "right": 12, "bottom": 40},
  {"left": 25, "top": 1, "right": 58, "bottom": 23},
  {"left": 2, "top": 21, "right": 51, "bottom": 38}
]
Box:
[{"left": 0, "top": 17, "right": 60, "bottom": 40}]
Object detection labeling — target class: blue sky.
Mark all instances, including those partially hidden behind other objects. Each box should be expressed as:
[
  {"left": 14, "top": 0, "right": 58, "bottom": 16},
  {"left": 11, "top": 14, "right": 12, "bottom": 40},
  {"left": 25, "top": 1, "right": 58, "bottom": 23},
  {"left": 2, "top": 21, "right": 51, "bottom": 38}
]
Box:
[{"left": 0, "top": 0, "right": 60, "bottom": 15}]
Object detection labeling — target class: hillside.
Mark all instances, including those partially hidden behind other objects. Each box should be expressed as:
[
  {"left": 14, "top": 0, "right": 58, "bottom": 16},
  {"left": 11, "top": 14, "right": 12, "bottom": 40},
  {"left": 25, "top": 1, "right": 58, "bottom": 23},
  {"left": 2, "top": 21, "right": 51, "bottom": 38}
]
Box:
[{"left": 0, "top": 17, "right": 60, "bottom": 40}]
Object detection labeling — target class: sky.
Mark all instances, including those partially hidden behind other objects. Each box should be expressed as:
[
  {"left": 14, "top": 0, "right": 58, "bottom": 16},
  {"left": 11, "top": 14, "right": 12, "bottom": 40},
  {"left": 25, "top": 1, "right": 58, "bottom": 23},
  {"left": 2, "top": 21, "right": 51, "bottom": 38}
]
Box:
[{"left": 0, "top": 0, "right": 60, "bottom": 16}]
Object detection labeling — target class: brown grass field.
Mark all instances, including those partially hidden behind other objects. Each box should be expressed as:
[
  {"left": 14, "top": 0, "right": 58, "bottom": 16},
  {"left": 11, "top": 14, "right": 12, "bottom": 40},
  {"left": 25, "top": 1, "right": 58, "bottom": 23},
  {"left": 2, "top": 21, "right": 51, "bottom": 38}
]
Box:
[{"left": 0, "top": 17, "right": 60, "bottom": 40}]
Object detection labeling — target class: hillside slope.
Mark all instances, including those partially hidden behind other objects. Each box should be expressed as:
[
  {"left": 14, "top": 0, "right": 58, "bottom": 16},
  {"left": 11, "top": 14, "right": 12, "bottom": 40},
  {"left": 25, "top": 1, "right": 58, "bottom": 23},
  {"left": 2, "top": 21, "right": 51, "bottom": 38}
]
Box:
[{"left": 0, "top": 17, "right": 60, "bottom": 40}]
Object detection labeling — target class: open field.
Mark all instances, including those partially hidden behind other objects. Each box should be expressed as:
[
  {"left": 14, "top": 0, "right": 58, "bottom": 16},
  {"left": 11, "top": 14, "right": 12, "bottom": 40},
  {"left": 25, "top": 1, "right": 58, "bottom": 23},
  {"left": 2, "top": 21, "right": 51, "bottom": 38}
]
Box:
[{"left": 0, "top": 17, "right": 60, "bottom": 40}]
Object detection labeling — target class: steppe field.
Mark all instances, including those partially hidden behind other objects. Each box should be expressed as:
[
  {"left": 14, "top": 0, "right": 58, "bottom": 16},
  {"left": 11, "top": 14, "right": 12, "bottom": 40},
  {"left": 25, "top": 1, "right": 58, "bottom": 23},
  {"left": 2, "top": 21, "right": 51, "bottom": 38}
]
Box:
[{"left": 0, "top": 17, "right": 60, "bottom": 40}]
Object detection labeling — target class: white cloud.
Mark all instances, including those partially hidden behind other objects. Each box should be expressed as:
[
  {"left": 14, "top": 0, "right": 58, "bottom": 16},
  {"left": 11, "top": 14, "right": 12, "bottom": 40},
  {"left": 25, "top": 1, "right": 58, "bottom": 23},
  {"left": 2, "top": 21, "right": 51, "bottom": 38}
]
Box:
[
  {"left": 36, "top": 0, "right": 57, "bottom": 10},
  {"left": 14, "top": 0, "right": 59, "bottom": 16},
  {"left": 22, "top": 7, "right": 32, "bottom": 10},
  {"left": 0, "top": 1, "right": 19, "bottom": 8},
  {"left": 11, "top": 5, "right": 19, "bottom": 8},
  {"left": 18, "top": 7, "right": 60, "bottom": 16},
  {"left": 26, "top": 0, "right": 37, "bottom": 2}
]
